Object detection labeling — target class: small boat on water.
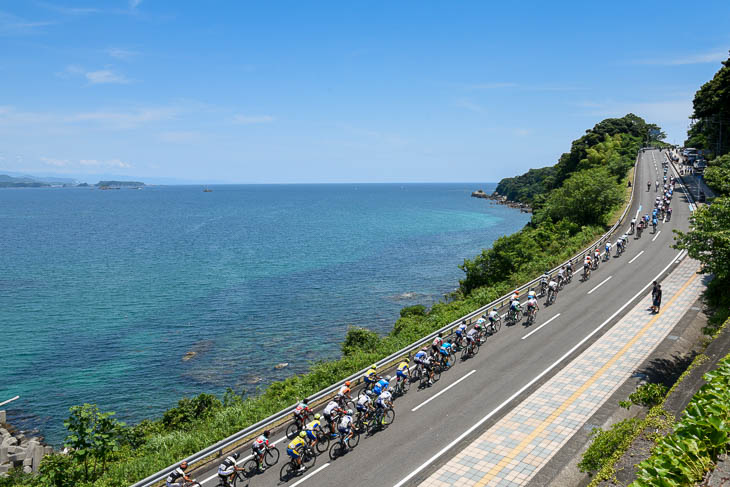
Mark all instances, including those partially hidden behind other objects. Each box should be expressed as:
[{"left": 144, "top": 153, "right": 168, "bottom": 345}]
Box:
[{"left": 203, "top": 187, "right": 212, "bottom": 192}]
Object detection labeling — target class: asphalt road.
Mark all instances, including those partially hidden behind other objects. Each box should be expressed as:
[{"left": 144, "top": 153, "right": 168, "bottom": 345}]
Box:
[{"left": 190, "top": 149, "right": 692, "bottom": 487}]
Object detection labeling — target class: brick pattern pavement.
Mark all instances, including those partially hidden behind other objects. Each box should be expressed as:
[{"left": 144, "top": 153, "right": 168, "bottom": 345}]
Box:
[{"left": 419, "top": 256, "right": 703, "bottom": 487}]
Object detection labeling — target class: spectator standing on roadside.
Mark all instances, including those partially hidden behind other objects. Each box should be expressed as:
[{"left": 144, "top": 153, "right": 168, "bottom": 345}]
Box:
[
  {"left": 650, "top": 281, "right": 658, "bottom": 312},
  {"left": 652, "top": 284, "right": 662, "bottom": 313}
]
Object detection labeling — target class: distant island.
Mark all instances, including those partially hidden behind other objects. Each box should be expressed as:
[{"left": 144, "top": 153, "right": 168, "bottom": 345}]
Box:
[{"left": 96, "top": 181, "right": 145, "bottom": 188}]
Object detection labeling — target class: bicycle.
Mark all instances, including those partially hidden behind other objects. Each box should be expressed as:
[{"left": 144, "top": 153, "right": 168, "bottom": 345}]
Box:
[
  {"left": 546, "top": 287, "right": 557, "bottom": 305},
  {"left": 285, "top": 412, "right": 312, "bottom": 439},
  {"left": 419, "top": 363, "right": 441, "bottom": 388},
  {"left": 328, "top": 429, "right": 360, "bottom": 460},
  {"left": 279, "top": 445, "right": 316, "bottom": 481},
  {"left": 487, "top": 316, "right": 501, "bottom": 335},
  {"left": 525, "top": 307, "right": 537, "bottom": 326},
  {"left": 367, "top": 407, "right": 395, "bottom": 433},
  {"left": 582, "top": 266, "right": 591, "bottom": 281},
  {"left": 243, "top": 445, "right": 280, "bottom": 477},
  {"left": 460, "top": 339, "right": 479, "bottom": 359},
  {"left": 217, "top": 470, "right": 247, "bottom": 487},
  {"left": 452, "top": 334, "right": 466, "bottom": 351},
  {"left": 335, "top": 394, "right": 355, "bottom": 413},
  {"left": 393, "top": 374, "right": 410, "bottom": 396},
  {"left": 506, "top": 307, "right": 521, "bottom": 325}
]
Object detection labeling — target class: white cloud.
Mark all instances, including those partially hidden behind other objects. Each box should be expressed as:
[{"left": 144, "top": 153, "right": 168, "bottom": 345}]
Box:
[
  {"left": 637, "top": 50, "right": 728, "bottom": 66},
  {"left": 107, "top": 47, "right": 138, "bottom": 60},
  {"left": 233, "top": 114, "right": 275, "bottom": 124},
  {"left": 40, "top": 157, "right": 69, "bottom": 167},
  {"left": 80, "top": 158, "right": 132, "bottom": 168},
  {"left": 85, "top": 69, "right": 130, "bottom": 84}
]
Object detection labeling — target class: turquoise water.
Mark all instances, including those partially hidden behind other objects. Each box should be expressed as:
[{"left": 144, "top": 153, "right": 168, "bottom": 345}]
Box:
[{"left": 0, "top": 183, "right": 529, "bottom": 443}]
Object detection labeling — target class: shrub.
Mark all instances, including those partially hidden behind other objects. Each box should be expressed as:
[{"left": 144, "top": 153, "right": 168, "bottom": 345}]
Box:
[{"left": 579, "top": 418, "right": 642, "bottom": 473}]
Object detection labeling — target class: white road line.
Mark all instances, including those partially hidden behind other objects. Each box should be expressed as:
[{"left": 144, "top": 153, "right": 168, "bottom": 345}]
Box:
[
  {"left": 290, "top": 462, "right": 330, "bottom": 487},
  {"left": 393, "top": 250, "right": 687, "bottom": 487},
  {"left": 411, "top": 370, "right": 476, "bottom": 412},
  {"left": 587, "top": 276, "right": 612, "bottom": 295},
  {"left": 521, "top": 313, "right": 561, "bottom": 340},
  {"left": 652, "top": 230, "right": 662, "bottom": 242},
  {"left": 628, "top": 250, "right": 645, "bottom": 264}
]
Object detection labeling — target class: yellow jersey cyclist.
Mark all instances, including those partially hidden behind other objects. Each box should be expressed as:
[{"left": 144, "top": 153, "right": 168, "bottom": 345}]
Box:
[
  {"left": 304, "top": 414, "right": 324, "bottom": 449},
  {"left": 362, "top": 364, "right": 378, "bottom": 388},
  {"left": 287, "top": 431, "right": 309, "bottom": 472},
  {"left": 396, "top": 359, "right": 409, "bottom": 386},
  {"left": 217, "top": 452, "right": 243, "bottom": 487}
]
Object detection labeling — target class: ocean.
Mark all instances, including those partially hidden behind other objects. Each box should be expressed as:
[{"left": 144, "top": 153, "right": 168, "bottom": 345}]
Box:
[{"left": 0, "top": 183, "right": 530, "bottom": 444}]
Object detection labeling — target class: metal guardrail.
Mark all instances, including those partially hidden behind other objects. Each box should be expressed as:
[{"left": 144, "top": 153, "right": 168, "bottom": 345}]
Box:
[{"left": 130, "top": 151, "right": 642, "bottom": 487}]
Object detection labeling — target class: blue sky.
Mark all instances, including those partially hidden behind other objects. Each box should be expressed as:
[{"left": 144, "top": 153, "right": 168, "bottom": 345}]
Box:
[{"left": 1, "top": 1, "right": 729, "bottom": 183}]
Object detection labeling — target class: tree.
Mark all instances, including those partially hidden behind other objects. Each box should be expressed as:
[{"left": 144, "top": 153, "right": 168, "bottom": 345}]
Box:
[
  {"left": 541, "top": 167, "right": 624, "bottom": 226},
  {"left": 673, "top": 197, "right": 730, "bottom": 281},
  {"left": 703, "top": 153, "right": 730, "bottom": 195},
  {"left": 686, "top": 52, "right": 730, "bottom": 155},
  {"left": 63, "top": 404, "right": 124, "bottom": 483}
]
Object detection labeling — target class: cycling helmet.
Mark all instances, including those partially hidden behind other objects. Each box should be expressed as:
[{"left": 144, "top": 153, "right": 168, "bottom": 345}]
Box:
[
  {"left": 345, "top": 381, "right": 351, "bottom": 387},
  {"left": 385, "top": 375, "right": 392, "bottom": 381},
  {"left": 365, "top": 390, "right": 375, "bottom": 397},
  {"left": 264, "top": 430, "right": 271, "bottom": 437},
  {"left": 461, "top": 319, "right": 466, "bottom": 324},
  {"left": 180, "top": 461, "right": 188, "bottom": 470},
  {"left": 299, "top": 431, "right": 307, "bottom": 438},
  {"left": 314, "top": 413, "right": 321, "bottom": 420},
  {"left": 347, "top": 409, "right": 353, "bottom": 416},
  {"left": 493, "top": 307, "right": 498, "bottom": 311},
  {"left": 370, "top": 364, "right": 377, "bottom": 370},
  {"left": 232, "top": 452, "right": 240, "bottom": 460}
]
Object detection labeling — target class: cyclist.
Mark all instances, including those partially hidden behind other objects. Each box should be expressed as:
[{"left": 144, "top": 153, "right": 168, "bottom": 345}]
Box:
[
  {"left": 655, "top": 180, "right": 659, "bottom": 191},
  {"left": 217, "top": 452, "right": 243, "bottom": 487},
  {"left": 630, "top": 217, "right": 636, "bottom": 233},
  {"left": 356, "top": 390, "right": 374, "bottom": 415},
  {"left": 566, "top": 259, "right": 573, "bottom": 279},
  {"left": 583, "top": 254, "right": 591, "bottom": 275},
  {"left": 466, "top": 326, "right": 479, "bottom": 350},
  {"left": 166, "top": 461, "right": 192, "bottom": 487},
  {"left": 510, "top": 295, "right": 522, "bottom": 315},
  {"left": 526, "top": 293, "right": 539, "bottom": 317},
  {"left": 511, "top": 290, "right": 520, "bottom": 302},
  {"left": 605, "top": 241, "right": 612, "bottom": 258},
  {"left": 666, "top": 207, "right": 672, "bottom": 221},
  {"left": 454, "top": 320, "right": 468, "bottom": 346},
  {"left": 431, "top": 332, "right": 444, "bottom": 356},
  {"left": 251, "top": 430, "right": 272, "bottom": 468},
  {"left": 286, "top": 431, "right": 309, "bottom": 472},
  {"left": 547, "top": 278, "right": 558, "bottom": 302},
  {"left": 375, "top": 389, "right": 393, "bottom": 416},
  {"left": 363, "top": 365, "right": 378, "bottom": 388},
  {"left": 322, "top": 399, "right": 344, "bottom": 437},
  {"left": 294, "top": 398, "right": 311, "bottom": 423},
  {"left": 616, "top": 237, "right": 624, "bottom": 255},
  {"left": 557, "top": 266, "right": 566, "bottom": 287},
  {"left": 373, "top": 375, "right": 391, "bottom": 395},
  {"left": 304, "top": 414, "right": 324, "bottom": 449},
  {"left": 414, "top": 347, "right": 428, "bottom": 368},
  {"left": 439, "top": 340, "right": 454, "bottom": 367},
  {"left": 337, "top": 381, "right": 353, "bottom": 402},
  {"left": 396, "top": 360, "right": 410, "bottom": 385},
  {"left": 539, "top": 270, "right": 550, "bottom": 296},
  {"left": 337, "top": 409, "right": 354, "bottom": 442},
  {"left": 488, "top": 307, "right": 500, "bottom": 326},
  {"left": 652, "top": 216, "right": 658, "bottom": 232}
]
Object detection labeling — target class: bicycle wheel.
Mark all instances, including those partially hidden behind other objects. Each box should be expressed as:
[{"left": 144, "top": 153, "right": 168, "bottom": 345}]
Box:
[
  {"left": 302, "top": 448, "right": 316, "bottom": 469},
  {"left": 348, "top": 431, "right": 361, "bottom": 448},
  {"left": 314, "top": 432, "right": 330, "bottom": 455},
  {"left": 329, "top": 441, "right": 345, "bottom": 461},
  {"left": 461, "top": 346, "right": 470, "bottom": 361},
  {"left": 233, "top": 471, "right": 247, "bottom": 487},
  {"left": 285, "top": 422, "right": 300, "bottom": 439},
  {"left": 492, "top": 319, "right": 502, "bottom": 333},
  {"left": 382, "top": 408, "right": 395, "bottom": 426},
  {"left": 473, "top": 341, "right": 480, "bottom": 355},
  {"left": 420, "top": 371, "right": 430, "bottom": 388},
  {"left": 280, "top": 462, "right": 296, "bottom": 481},
  {"left": 243, "top": 458, "right": 259, "bottom": 477},
  {"left": 401, "top": 377, "right": 411, "bottom": 393},
  {"left": 265, "top": 446, "right": 280, "bottom": 467},
  {"left": 449, "top": 350, "right": 457, "bottom": 366},
  {"left": 432, "top": 366, "right": 442, "bottom": 383}
]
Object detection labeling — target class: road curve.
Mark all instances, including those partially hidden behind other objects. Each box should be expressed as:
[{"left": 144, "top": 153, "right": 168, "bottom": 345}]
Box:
[{"left": 189, "top": 149, "right": 690, "bottom": 487}]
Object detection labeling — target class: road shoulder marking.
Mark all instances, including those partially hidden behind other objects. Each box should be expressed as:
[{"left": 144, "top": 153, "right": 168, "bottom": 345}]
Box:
[
  {"left": 587, "top": 276, "right": 612, "bottom": 295},
  {"left": 411, "top": 370, "right": 476, "bottom": 412},
  {"left": 628, "top": 250, "right": 645, "bottom": 264},
  {"left": 522, "top": 313, "right": 560, "bottom": 340},
  {"left": 652, "top": 230, "right": 662, "bottom": 242}
]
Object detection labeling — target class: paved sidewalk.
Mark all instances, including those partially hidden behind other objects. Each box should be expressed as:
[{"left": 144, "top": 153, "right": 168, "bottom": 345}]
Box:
[{"left": 418, "top": 256, "right": 704, "bottom": 487}]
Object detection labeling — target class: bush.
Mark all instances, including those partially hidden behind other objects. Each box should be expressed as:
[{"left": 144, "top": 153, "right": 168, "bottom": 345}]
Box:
[
  {"left": 579, "top": 418, "right": 642, "bottom": 473},
  {"left": 341, "top": 326, "right": 382, "bottom": 356},
  {"left": 400, "top": 304, "right": 426, "bottom": 317},
  {"left": 161, "top": 393, "right": 223, "bottom": 431},
  {"left": 620, "top": 383, "right": 668, "bottom": 409}
]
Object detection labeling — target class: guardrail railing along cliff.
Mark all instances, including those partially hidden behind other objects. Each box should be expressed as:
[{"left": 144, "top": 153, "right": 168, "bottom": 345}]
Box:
[{"left": 131, "top": 151, "right": 642, "bottom": 487}]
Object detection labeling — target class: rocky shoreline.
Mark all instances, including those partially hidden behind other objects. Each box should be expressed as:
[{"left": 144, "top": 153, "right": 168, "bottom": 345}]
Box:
[
  {"left": 0, "top": 410, "right": 53, "bottom": 477},
  {"left": 471, "top": 189, "right": 532, "bottom": 213}
]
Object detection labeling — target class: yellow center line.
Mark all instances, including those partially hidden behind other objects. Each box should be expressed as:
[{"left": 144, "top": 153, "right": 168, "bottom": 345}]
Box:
[{"left": 473, "top": 271, "right": 699, "bottom": 486}]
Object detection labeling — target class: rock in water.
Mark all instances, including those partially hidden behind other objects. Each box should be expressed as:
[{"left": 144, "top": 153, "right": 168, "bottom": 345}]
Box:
[
  {"left": 182, "top": 351, "right": 196, "bottom": 361},
  {"left": 274, "top": 362, "right": 289, "bottom": 370}
]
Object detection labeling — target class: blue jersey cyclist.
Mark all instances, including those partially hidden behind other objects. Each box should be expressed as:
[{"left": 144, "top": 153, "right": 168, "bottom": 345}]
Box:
[
  {"left": 372, "top": 375, "right": 391, "bottom": 395},
  {"left": 439, "top": 340, "right": 454, "bottom": 365},
  {"left": 455, "top": 320, "right": 467, "bottom": 339}
]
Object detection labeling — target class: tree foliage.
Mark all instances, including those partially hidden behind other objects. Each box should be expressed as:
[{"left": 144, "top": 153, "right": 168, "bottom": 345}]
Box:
[
  {"left": 673, "top": 197, "right": 730, "bottom": 281},
  {"left": 685, "top": 51, "right": 730, "bottom": 156},
  {"left": 63, "top": 404, "right": 124, "bottom": 484},
  {"left": 703, "top": 153, "right": 730, "bottom": 195}
]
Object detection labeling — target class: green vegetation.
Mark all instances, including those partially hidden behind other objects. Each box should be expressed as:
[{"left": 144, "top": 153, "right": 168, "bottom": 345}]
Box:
[
  {"left": 579, "top": 418, "right": 643, "bottom": 474},
  {"left": 0, "top": 114, "right": 654, "bottom": 486},
  {"left": 632, "top": 353, "right": 730, "bottom": 487},
  {"left": 685, "top": 51, "right": 730, "bottom": 157},
  {"left": 619, "top": 383, "right": 668, "bottom": 410}
]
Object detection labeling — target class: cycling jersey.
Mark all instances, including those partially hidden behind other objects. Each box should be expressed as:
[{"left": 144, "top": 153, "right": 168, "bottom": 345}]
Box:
[
  {"left": 527, "top": 297, "right": 538, "bottom": 309},
  {"left": 323, "top": 401, "right": 339, "bottom": 418},
  {"left": 488, "top": 310, "right": 499, "bottom": 321},
  {"left": 294, "top": 401, "right": 310, "bottom": 417},
  {"left": 548, "top": 280, "right": 558, "bottom": 290},
  {"left": 432, "top": 336, "right": 443, "bottom": 348},
  {"left": 252, "top": 434, "right": 269, "bottom": 451},
  {"left": 363, "top": 368, "right": 377, "bottom": 383},
  {"left": 304, "top": 419, "right": 321, "bottom": 441},
  {"left": 218, "top": 455, "right": 237, "bottom": 476},
  {"left": 510, "top": 299, "right": 521, "bottom": 310},
  {"left": 413, "top": 351, "right": 427, "bottom": 363},
  {"left": 373, "top": 378, "right": 390, "bottom": 395},
  {"left": 376, "top": 391, "right": 392, "bottom": 408},
  {"left": 396, "top": 361, "right": 409, "bottom": 378},
  {"left": 456, "top": 323, "right": 467, "bottom": 336},
  {"left": 466, "top": 328, "right": 478, "bottom": 342},
  {"left": 338, "top": 414, "right": 353, "bottom": 433},
  {"left": 337, "top": 384, "right": 351, "bottom": 397},
  {"left": 439, "top": 342, "right": 453, "bottom": 356},
  {"left": 356, "top": 394, "right": 371, "bottom": 412},
  {"left": 166, "top": 467, "right": 188, "bottom": 486},
  {"left": 287, "top": 437, "right": 306, "bottom": 458}
]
